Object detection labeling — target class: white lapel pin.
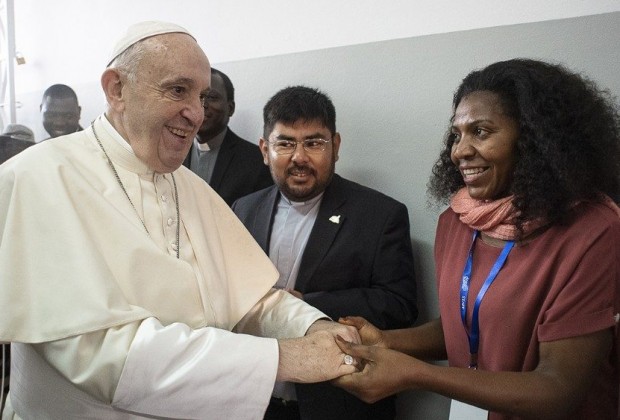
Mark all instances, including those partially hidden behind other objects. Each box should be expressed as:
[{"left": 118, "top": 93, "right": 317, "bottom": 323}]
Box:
[{"left": 329, "top": 215, "right": 341, "bottom": 224}]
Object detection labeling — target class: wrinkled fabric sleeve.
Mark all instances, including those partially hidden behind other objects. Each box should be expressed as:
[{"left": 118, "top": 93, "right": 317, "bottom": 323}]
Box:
[
  {"left": 33, "top": 317, "right": 279, "bottom": 419},
  {"left": 234, "top": 288, "right": 328, "bottom": 338},
  {"left": 538, "top": 214, "right": 620, "bottom": 341}
]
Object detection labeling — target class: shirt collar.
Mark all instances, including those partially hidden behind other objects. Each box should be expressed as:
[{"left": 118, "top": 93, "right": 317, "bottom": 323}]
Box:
[
  {"left": 100, "top": 114, "right": 134, "bottom": 152},
  {"left": 195, "top": 127, "right": 227, "bottom": 153},
  {"left": 280, "top": 191, "right": 324, "bottom": 211}
]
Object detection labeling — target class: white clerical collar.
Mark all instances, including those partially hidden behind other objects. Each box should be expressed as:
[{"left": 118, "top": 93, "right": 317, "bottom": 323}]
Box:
[
  {"left": 195, "top": 127, "right": 227, "bottom": 153},
  {"left": 280, "top": 191, "right": 324, "bottom": 209},
  {"left": 99, "top": 114, "right": 134, "bottom": 153}
]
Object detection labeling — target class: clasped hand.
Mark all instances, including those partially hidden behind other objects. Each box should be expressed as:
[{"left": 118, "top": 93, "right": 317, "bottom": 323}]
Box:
[
  {"left": 276, "top": 319, "right": 360, "bottom": 383},
  {"left": 332, "top": 316, "right": 417, "bottom": 403}
]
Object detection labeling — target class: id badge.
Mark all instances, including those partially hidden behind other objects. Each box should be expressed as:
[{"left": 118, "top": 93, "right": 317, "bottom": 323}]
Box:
[{"left": 449, "top": 399, "right": 488, "bottom": 420}]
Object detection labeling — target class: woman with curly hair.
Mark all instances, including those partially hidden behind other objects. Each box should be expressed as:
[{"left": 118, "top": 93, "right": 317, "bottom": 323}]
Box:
[{"left": 334, "top": 59, "right": 620, "bottom": 419}]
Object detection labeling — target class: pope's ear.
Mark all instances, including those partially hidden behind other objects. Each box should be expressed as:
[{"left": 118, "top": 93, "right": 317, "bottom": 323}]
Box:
[{"left": 101, "top": 68, "right": 125, "bottom": 111}]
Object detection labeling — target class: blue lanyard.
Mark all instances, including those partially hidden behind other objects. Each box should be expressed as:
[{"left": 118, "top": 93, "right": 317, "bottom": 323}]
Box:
[{"left": 460, "top": 230, "right": 514, "bottom": 369}]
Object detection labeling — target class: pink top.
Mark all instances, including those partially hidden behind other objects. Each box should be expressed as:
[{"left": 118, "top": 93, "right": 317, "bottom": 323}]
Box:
[{"left": 435, "top": 202, "right": 620, "bottom": 419}]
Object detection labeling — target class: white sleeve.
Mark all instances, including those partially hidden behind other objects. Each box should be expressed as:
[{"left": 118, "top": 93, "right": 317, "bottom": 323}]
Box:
[
  {"left": 34, "top": 317, "right": 278, "bottom": 419},
  {"left": 32, "top": 321, "right": 139, "bottom": 402},
  {"left": 112, "top": 318, "right": 278, "bottom": 419},
  {"left": 234, "top": 288, "right": 329, "bottom": 338}
]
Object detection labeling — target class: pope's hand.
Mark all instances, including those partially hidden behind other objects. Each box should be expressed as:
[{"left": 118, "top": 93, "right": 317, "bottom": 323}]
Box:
[{"left": 277, "top": 329, "right": 358, "bottom": 383}]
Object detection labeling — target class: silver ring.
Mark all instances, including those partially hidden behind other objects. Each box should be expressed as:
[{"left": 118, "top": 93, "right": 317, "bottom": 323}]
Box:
[{"left": 343, "top": 354, "right": 354, "bottom": 365}]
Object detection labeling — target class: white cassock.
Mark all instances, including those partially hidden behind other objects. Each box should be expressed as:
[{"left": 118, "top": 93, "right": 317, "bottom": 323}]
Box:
[{"left": 0, "top": 115, "right": 326, "bottom": 419}]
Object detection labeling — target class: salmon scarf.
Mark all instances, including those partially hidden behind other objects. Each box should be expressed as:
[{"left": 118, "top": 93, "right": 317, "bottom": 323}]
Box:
[{"left": 450, "top": 187, "right": 620, "bottom": 240}]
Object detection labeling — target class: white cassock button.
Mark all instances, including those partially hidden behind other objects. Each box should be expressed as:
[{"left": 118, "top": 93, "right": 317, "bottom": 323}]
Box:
[
  {"left": 160, "top": 194, "right": 168, "bottom": 202},
  {"left": 171, "top": 243, "right": 178, "bottom": 251},
  {"left": 167, "top": 217, "right": 174, "bottom": 226}
]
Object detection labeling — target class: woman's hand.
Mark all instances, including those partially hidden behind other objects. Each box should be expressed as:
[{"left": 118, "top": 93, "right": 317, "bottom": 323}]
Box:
[
  {"left": 331, "top": 335, "right": 419, "bottom": 403},
  {"left": 338, "top": 316, "right": 386, "bottom": 348},
  {"left": 335, "top": 328, "right": 615, "bottom": 418}
]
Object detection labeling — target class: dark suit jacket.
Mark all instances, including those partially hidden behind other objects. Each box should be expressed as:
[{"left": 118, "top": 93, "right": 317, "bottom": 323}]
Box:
[
  {"left": 233, "top": 174, "right": 417, "bottom": 420},
  {"left": 183, "top": 128, "right": 273, "bottom": 206}
]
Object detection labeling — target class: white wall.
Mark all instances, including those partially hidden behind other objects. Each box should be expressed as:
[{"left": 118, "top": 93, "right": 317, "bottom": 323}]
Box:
[
  {"left": 12, "top": 0, "right": 620, "bottom": 86},
  {"left": 8, "top": 0, "right": 620, "bottom": 140}
]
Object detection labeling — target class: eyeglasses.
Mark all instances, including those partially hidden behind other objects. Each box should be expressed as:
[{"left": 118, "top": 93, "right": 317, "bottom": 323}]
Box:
[{"left": 268, "top": 138, "right": 332, "bottom": 155}]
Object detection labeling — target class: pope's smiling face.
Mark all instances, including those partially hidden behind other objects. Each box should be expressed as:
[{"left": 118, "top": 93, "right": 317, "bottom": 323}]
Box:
[
  {"left": 115, "top": 33, "right": 211, "bottom": 173},
  {"left": 450, "top": 90, "right": 520, "bottom": 200}
]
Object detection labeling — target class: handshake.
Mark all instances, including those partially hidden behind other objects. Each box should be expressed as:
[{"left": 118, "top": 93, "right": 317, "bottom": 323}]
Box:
[
  {"left": 275, "top": 319, "right": 360, "bottom": 383},
  {"left": 276, "top": 316, "right": 384, "bottom": 386},
  {"left": 277, "top": 316, "right": 405, "bottom": 405}
]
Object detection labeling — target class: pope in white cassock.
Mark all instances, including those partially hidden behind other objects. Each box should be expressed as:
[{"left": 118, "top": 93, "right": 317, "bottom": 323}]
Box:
[{"left": 0, "top": 21, "right": 359, "bottom": 419}]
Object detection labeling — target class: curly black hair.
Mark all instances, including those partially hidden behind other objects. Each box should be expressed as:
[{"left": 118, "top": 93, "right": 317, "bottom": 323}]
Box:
[{"left": 428, "top": 58, "right": 620, "bottom": 231}]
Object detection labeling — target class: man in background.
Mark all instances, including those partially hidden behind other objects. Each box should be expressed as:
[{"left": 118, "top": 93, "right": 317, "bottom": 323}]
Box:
[
  {"left": 184, "top": 68, "right": 272, "bottom": 205},
  {"left": 0, "top": 124, "right": 35, "bottom": 164},
  {"left": 233, "top": 86, "right": 418, "bottom": 420},
  {"left": 40, "top": 83, "right": 83, "bottom": 139}
]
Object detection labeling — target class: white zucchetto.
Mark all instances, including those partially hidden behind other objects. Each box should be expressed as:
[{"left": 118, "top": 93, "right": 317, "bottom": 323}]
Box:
[{"left": 107, "top": 21, "right": 193, "bottom": 66}]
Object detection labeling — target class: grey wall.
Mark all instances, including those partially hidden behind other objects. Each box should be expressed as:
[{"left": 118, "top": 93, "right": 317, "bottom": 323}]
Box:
[{"left": 217, "top": 12, "right": 620, "bottom": 420}]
